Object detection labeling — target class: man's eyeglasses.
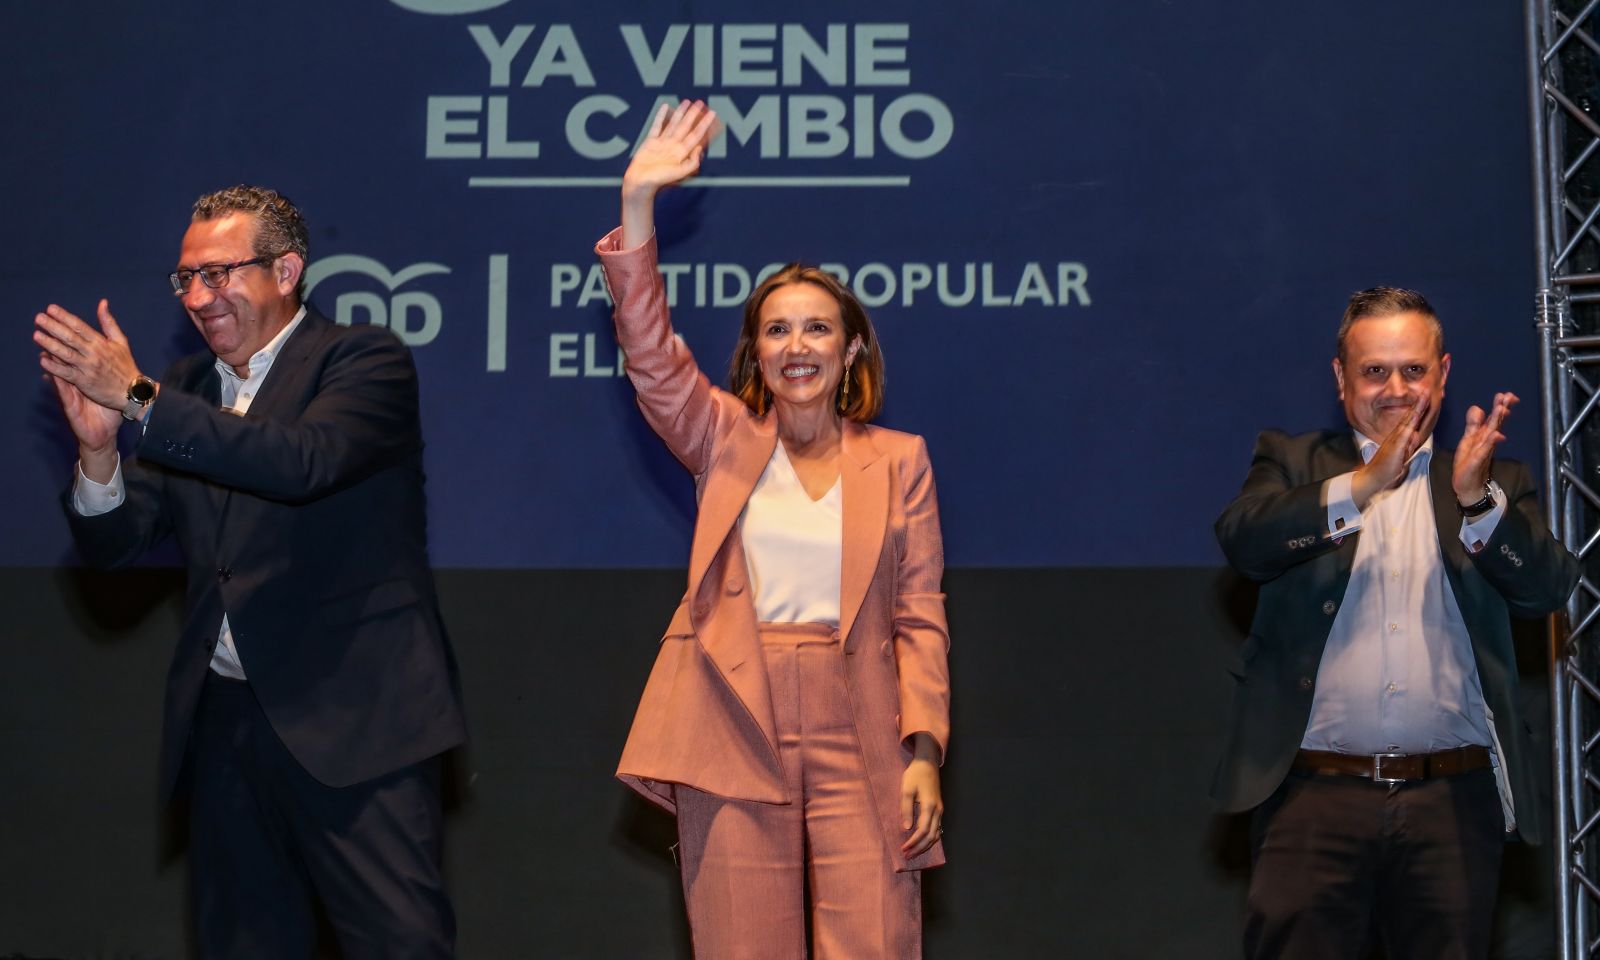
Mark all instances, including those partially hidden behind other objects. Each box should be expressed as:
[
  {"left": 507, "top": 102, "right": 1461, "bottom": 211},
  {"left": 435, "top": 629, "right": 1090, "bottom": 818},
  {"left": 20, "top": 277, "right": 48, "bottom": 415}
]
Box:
[{"left": 168, "top": 256, "right": 276, "bottom": 294}]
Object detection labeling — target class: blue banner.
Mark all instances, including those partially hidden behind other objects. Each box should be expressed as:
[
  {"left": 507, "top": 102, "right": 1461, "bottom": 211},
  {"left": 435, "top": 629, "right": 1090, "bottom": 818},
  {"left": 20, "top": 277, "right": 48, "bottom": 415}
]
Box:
[{"left": 4, "top": 1, "right": 1540, "bottom": 567}]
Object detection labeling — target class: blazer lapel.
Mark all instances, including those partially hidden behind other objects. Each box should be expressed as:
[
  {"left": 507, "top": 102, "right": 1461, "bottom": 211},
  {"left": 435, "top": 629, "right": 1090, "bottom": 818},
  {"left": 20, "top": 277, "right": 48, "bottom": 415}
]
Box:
[
  {"left": 178, "top": 359, "right": 231, "bottom": 521},
  {"left": 1429, "top": 447, "right": 1472, "bottom": 596},
  {"left": 243, "top": 310, "right": 329, "bottom": 422},
  {"left": 1312, "top": 432, "right": 1363, "bottom": 585},
  {"left": 683, "top": 413, "right": 779, "bottom": 761},
  {"left": 1316, "top": 432, "right": 1362, "bottom": 486},
  {"left": 839, "top": 422, "right": 887, "bottom": 645},
  {"left": 194, "top": 361, "right": 222, "bottom": 407},
  {"left": 687, "top": 413, "right": 776, "bottom": 598},
  {"left": 210, "top": 311, "right": 330, "bottom": 530}
]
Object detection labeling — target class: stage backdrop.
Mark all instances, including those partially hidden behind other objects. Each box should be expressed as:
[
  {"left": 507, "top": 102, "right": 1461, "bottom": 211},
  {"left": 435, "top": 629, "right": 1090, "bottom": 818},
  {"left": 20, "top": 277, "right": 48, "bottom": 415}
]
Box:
[
  {"left": 0, "top": 2, "right": 1563, "bottom": 958},
  {"left": 2, "top": 0, "right": 1543, "bottom": 569}
]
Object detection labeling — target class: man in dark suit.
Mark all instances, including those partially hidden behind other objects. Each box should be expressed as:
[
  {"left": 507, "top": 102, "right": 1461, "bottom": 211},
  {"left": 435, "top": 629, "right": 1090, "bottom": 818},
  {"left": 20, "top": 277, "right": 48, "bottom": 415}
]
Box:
[
  {"left": 1214, "top": 287, "right": 1580, "bottom": 959},
  {"left": 33, "top": 185, "right": 466, "bottom": 958}
]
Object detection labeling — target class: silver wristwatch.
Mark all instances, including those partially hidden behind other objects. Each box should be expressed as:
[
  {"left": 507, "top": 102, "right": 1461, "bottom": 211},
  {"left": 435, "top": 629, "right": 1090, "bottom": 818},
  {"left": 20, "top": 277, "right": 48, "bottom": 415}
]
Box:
[{"left": 121, "top": 375, "right": 157, "bottom": 422}]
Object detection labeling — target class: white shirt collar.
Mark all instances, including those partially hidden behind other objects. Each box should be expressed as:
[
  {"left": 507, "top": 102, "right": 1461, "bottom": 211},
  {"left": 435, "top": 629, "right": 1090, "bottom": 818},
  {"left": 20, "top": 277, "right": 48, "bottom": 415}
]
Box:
[
  {"left": 1354, "top": 429, "right": 1433, "bottom": 470},
  {"left": 215, "top": 305, "right": 307, "bottom": 383}
]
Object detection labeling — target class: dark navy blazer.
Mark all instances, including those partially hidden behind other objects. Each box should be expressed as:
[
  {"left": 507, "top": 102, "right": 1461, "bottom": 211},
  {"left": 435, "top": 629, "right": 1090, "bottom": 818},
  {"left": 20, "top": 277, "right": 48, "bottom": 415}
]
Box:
[
  {"left": 65, "top": 308, "right": 467, "bottom": 800},
  {"left": 1213, "top": 429, "right": 1578, "bottom": 843}
]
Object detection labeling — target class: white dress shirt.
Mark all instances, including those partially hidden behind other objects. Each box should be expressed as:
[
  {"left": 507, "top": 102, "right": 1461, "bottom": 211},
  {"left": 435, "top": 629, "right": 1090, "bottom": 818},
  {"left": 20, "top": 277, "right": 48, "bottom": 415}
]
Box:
[
  {"left": 72, "top": 307, "right": 308, "bottom": 680},
  {"left": 740, "top": 442, "right": 843, "bottom": 627},
  {"left": 1307, "top": 433, "right": 1515, "bottom": 824}
]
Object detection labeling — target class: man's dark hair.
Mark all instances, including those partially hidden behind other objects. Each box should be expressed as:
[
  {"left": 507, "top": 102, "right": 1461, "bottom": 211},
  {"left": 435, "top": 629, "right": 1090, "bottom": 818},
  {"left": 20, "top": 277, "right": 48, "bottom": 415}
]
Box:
[
  {"left": 192, "top": 185, "right": 310, "bottom": 299},
  {"left": 1337, "top": 286, "right": 1443, "bottom": 361}
]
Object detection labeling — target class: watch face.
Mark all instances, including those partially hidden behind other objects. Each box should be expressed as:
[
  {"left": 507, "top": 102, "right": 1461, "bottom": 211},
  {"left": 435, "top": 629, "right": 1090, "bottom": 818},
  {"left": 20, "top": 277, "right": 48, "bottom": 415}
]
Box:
[{"left": 129, "top": 378, "right": 156, "bottom": 403}]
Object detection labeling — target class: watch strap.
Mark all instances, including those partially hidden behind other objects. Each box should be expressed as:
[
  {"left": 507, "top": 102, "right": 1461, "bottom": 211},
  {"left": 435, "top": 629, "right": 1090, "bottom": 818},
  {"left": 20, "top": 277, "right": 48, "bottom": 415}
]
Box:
[{"left": 1458, "top": 481, "right": 1496, "bottom": 518}]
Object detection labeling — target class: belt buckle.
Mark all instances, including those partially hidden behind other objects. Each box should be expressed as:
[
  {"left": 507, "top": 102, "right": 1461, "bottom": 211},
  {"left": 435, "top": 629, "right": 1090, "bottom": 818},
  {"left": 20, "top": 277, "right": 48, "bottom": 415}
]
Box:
[{"left": 1372, "top": 752, "right": 1406, "bottom": 784}]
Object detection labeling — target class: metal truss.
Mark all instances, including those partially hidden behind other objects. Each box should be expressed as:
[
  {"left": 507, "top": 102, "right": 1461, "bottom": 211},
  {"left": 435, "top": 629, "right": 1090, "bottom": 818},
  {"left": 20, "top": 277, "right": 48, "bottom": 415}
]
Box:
[{"left": 1530, "top": 1, "right": 1600, "bottom": 956}]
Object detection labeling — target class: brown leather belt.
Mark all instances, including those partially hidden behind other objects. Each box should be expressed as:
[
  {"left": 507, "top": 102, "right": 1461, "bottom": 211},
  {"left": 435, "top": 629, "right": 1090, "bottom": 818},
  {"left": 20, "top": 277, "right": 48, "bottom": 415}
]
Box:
[{"left": 1292, "top": 746, "right": 1491, "bottom": 783}]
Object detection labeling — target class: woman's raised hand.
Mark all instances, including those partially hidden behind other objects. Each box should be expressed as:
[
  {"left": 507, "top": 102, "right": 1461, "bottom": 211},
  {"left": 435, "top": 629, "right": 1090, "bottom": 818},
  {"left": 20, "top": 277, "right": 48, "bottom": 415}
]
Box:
[{"left": 621, "top": 100, "right": 720, "bottom": 248}]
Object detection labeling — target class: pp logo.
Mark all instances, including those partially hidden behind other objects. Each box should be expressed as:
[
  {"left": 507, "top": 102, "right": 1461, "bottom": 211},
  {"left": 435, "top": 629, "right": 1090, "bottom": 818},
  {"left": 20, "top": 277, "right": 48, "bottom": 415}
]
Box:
[
  {"left": 303, "top": 255, "right": 451, "bottom": 347},
  {"left": 387, "top": 0, "right": 511, "bottom": 13}
]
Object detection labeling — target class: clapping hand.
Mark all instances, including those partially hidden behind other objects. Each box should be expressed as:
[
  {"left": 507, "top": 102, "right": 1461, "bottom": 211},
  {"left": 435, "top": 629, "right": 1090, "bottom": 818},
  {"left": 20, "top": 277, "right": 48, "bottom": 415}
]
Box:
[
  {"left": 34, "top": 299, "right": 146, "bottom": 479},
  {"left": 1351, "top": 394, "right": 1430, "bottom": 509},
  {"left": 1452, "top": 392, "right": 1517, "bottom": 505}
]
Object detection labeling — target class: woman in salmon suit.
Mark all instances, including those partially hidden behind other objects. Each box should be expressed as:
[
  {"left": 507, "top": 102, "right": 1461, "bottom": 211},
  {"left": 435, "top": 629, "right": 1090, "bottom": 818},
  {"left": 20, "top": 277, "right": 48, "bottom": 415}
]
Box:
[{"left": 595, "top": 100, "right": 951, "bottom": 959}]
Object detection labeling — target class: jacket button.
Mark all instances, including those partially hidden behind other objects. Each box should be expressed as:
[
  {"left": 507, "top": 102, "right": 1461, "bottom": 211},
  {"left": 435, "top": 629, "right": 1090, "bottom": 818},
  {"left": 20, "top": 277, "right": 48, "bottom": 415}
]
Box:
[
  {"left": 217, "top": 567, "right": 232, "bottom": 582},
  {"left": 1299, "top": 676, "right": 1313, "bottom": 690},
  {"left": 1321, "top": 600, "right": 1336, "bottom": 615},
  {"left": 725, "top": 578, "right": 744, "bottom": 595},
  {"left": 881, "top": 639, "right": 893, "bottom": 658}
]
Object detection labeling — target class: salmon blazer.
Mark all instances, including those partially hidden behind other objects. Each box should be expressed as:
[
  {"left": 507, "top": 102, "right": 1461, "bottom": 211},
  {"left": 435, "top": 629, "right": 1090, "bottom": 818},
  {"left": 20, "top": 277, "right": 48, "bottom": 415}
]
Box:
[{"left": 597, "top": 228, "right": 951, "bottom": 872}]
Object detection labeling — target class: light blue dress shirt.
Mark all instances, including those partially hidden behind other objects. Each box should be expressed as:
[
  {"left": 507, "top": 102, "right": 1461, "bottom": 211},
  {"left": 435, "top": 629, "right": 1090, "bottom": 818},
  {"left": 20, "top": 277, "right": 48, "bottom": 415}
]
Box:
[{"left": 1304, "top": 434, "right": 1506, "bottom": 763}]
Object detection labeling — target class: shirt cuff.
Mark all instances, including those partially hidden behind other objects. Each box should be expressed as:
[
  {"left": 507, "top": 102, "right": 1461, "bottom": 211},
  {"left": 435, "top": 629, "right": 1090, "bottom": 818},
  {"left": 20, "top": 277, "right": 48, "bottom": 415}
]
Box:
[
  {"left": 1461, "top": 481, "right": 1508, "bottom": 554},
  {"left": 1324, "top": 472, "right": 1363, "bottom": 536},
  {"left": 72, "top": 455, "right": 126, "bottom": 516}
]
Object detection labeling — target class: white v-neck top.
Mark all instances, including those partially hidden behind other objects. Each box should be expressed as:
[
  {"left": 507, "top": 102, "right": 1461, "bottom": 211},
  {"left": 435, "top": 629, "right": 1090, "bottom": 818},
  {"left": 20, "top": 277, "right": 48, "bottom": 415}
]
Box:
[{"left": 740, "top": 442, "right": 843, "bottom": 626}]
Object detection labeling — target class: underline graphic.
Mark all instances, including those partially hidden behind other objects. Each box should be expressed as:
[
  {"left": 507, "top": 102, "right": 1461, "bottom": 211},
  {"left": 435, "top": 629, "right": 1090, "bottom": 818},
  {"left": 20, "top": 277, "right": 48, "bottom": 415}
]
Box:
[{"left": 467, "top": 175, "right": 911, "bottom": 188}]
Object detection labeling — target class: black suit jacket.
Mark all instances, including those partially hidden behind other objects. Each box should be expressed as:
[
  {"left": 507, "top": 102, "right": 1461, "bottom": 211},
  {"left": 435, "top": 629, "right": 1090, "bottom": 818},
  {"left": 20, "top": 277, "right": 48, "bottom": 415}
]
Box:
[
  {"left": 1213, "top": 429, "right": 1578, "bottom": 843},
  {"left": 65, "top": 308, "right": 467, "bottom": 800}
]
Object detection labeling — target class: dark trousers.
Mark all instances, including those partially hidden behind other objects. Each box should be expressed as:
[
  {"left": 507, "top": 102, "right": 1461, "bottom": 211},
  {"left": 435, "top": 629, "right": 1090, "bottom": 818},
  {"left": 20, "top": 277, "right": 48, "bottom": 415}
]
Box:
[
  {"left": 187, "top": 673, "right": 455, "bottom": 959},
  {"left": 1244, "top": 768, "right": 1504, "bottom": 960}
]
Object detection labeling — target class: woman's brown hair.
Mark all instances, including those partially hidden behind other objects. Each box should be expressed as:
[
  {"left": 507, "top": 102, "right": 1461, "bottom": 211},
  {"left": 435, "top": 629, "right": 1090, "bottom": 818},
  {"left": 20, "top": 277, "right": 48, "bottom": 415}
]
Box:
[{"left": 727, "top": 264, "right": 885, "bottom": 422}]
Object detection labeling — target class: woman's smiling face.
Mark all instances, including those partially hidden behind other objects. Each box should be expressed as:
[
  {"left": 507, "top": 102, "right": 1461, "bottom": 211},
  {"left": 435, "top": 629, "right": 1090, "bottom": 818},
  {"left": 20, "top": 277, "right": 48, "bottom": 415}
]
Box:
[{"left": 755, "top": 281, "right": 860, "bottom": 414}]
